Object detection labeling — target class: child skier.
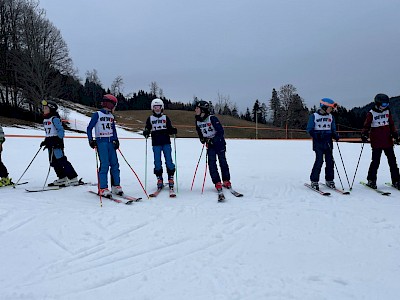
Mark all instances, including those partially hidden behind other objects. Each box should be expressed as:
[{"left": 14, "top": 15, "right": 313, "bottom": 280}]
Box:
[
  {"left": 361, "top": 93, "right": 400, "bottom": 189},
  {"left": 195, "top": 100, "right": 232, "bottom": 198},
  {"left": 40, "top": 100, "right": 79, "bottom": 186},
  {"left": 143, "top": 98, "right": 177, "bottom": 192},
  {"left": 306, "top": 98, "right": 339, "bottom": 191},
  {"left": 0, "top": 125, "right": 12, "bottom": 186},
  {"left": 87, "top": 94, "right": 123, "bottom": 197}
]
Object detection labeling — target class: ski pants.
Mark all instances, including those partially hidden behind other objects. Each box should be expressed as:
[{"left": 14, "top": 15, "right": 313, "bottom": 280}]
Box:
[
  {"left": 207, "top": 147, "right": 230, "bottom": 184},
  {"left": 48, "top": 148, "right": 78, "bottom": 180},
  {"left": 367, "top": 147, "right": 400, "bottom": 184},
  {"left": 152, "top": 144, "right": 175, "bottom": 176},
  {"left": 0, "top": 150, "right": 8, "bottom": 178},
  {"left": 97, "top": 141, "right": 120, "bottom": 189},
  {"left": 310, "top": 147, "right": 334, "bottom": 182}
]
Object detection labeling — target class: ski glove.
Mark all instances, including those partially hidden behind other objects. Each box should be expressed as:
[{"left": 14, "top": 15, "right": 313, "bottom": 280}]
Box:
[
  {"left": 333, "top": 133, "right": 340, "bottom": 142},
  {"left": 143, "top": 129, "right": 150, "bottom": 139},
  {"left": 112, "top": 140, "right": 120, "bottom": 150},
  {"left": 169, "top": 127, "right": 178, "bottom": 135},
  {"left": 40, "top": 140, "right": 47, "bottom": 148},
  {"left": 361, "top": 133, "right": 369, "bottom": 143},
  {"left": 89, "top": 139, "right": 97, "bottom": 149}
]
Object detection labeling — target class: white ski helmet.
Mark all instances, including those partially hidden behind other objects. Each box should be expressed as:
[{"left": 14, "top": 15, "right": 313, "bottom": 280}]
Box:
[{"left": 151, "top": 98, "right": 164, "bottom": 110}]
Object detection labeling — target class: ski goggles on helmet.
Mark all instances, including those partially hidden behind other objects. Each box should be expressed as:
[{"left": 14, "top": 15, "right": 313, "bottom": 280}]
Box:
[
  {"left": 380, "top": 102, "right": 389, "bottom": 108},
  {"left": 41, "top": 100, "right": 57, "bottom": 110}
]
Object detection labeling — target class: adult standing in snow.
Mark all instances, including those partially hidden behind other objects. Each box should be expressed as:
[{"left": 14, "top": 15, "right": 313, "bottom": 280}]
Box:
[
  {"left": 87, "top": 94, "right": 123, "bottom": 197},
  {"left": 361, "top": 93, "right": 400, "bottom": 189},
  {"left": 0, "top": 125, "right": 12, "bottom": 186},
  {"left": 143, "top": 98, "right": 177, "bottom": 191},
  {"left": 195, "top": 101, "right": 232, "bottom": 194},
  {"left": 40, "top": 100, "right": 79, "bottom": 186},
  {"left": 306, "top": 98, "right": 339, "bottom": 191}
]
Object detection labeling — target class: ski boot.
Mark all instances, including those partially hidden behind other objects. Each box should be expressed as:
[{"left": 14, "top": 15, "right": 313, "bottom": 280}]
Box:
[
  {"left": 311, "top": 181, "right": 319, "bottom": 191},
  {"left": 0, "top": 177, "right": 13, "bottom": 187},
  {"left": 222, "top": 180, "right": 232, "bottom": 188},
  {"left": 98, "top": 188, "right": 112, "bottom": 198},
  {"left": 157, "top": 176, "right": 163, "bottom": 189},
  {"left": 112, "top": 185, "right": 124, "bottom": 196},
  {"left": 392, "top": 181, "right": 400, "bottom": 190},
  {"left": 67, "top": 177, "right": 79, "bottom": 186},
  {"left": 49, "top": 177, "right": 68, "bottom": 186},
  {"left": 325, "top": 180, "right": 336, "bottom": 189},
  {"left": 168, "top": 175, "right": 174, "bottom": 189},
  {"left": 366, "top": 180, "right": 377, "bottom": 189}
]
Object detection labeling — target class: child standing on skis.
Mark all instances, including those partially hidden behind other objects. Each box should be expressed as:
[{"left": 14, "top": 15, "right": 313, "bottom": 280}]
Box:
[
  {"left": 306, "top": 98, "right": 339, "bottom": 191},
  {"left": 0, "top": 125, "right": 12, "bottom": 186},
  {"left": 361, "top": 93, "right": 400, "bottom": 189},
  {"left": 40, "top": 100, "right": 79, "bottom": 186},
  {"left": 143, "top": 98, "right": 177, "bottom": 192},
  {"left": 87, "top": 94, "right": 123, "bottom": 197},
  {"left": 195, "top": 100, "right": 232, "bottom": 196}
]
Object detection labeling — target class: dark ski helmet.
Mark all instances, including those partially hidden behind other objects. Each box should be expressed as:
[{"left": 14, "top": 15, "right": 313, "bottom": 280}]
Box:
[
  {"left": 101, "top": 94, "right": 118, "bottom": 110},
  {"left": 374, "top": 93, "right": 389, "bottom": 108},
  {"left": 320, "top": 98, "right": 338, "bottom": 111},
  {"left": 41, "top": 100, "right": 58, "bottom": 111},
  {"left": 195, "top": 100, "right": 210, "bottom": 114}
]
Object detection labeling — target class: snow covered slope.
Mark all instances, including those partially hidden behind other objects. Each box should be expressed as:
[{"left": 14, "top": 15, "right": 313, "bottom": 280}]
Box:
[{"left": 1, "top": 112, "right": 400, "bottom": 299}]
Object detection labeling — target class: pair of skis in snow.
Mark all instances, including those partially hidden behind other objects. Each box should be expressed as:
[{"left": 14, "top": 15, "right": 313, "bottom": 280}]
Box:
[
  {"left": 148, "top": 184, "right": 243, "bottom": 202},
  {"left": 360, "top": 181, "right": 400, "bottom": 196},
  {"left": 305, "top": 181, "right": 400, "bottom": 196},
  {"left": 217, "top": 186, "right": 244, "bottom": 202},
  {"left": 25, "top": 178, "right": 94, "bottom": 192},
  {"left": 304, "top": 182, "right": 350, "bottom": 196},
  {"left": 88, "top": 191, "right": 142, "bottom": 205}
]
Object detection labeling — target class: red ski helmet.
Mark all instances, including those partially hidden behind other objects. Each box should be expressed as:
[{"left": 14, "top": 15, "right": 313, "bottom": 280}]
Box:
[{"left": 101, "top": 94, "right": 118, "bottom": 110}]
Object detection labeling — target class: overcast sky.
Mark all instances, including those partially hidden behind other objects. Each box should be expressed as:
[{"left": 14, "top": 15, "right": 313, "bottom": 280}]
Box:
[{"left": 39, "top": 0, "right": 400, "bottom": 112}]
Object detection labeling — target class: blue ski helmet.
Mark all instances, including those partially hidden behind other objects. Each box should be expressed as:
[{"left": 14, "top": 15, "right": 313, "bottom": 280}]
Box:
[{"left": 320, "top": 98, "right": 338, "bottom": 111}]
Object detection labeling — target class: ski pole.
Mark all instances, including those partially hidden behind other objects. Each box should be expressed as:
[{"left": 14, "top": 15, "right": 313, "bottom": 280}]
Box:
[
  {"left": 191, "top": 144, "right": 205, "bottom": 191},
  {"left": 328, "top": 142, "right": 344, "bottom": 190},
  {"left": 336, "top": 141, "right": 351, "bottom": 189},
  {"left": 145, "top": 137, "right": 148, "bottom": 192},
  {"left": 95, "top": 148, "right": 103, "bottom": 207},
  {"left": 173, "top": 134, "right": 178, "bottom": 193},
  {"left": 13, "top": 146, "right": 42, "bottom": 187},
  {"left": 350, "top": 142, "right": 365, "bottom": 190},
  {"left": 42, "top": 148, "right": 54, "bottom": 191},
  {"left": 201, "top": 152, "right": 208, "bottom": 194},
  {"left": 118, "top": 148, "right": 149, "bottom": 199}
]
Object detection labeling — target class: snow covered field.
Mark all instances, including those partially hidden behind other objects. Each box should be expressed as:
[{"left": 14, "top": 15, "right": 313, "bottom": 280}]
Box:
[{"left": 1, "top": 110, "right": 400, "bottom": 299}]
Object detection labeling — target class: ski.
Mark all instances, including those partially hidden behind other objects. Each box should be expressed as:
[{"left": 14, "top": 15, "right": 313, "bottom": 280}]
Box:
[
  {"left": 223, "top": 186, "right": 243, "bottom": 197},
  {"left": 149, "top": 187, "right": 163, "bottom": 197},
  {"left": 385, "top": 182, "right": 400, "bottom": 191},
  {"left": 169, "top": 188, "right": 176, "bottom": 198},
  {"left": 304, "top": 183, "right": 331, "bottom": 196},
  {"left": 48, "top": 178, "right": 96, "bottom": 187},
  {"left": 26, "top": 186, "right": 60, "bottom": 192},
  {"left": 0, "top": 181, "right": 28, "bottom": 188},
  {"left": 218, "top": 190, "right": 226, "bottom": 202},
  {"left": 320, "top": 183, "right": 350, "bottom": 195},
  {"left": 88, "top": 191, "right": 140, "bottom": 204},
  {"left": 360, "top": 181, "right": 391, "bottom": 196}
]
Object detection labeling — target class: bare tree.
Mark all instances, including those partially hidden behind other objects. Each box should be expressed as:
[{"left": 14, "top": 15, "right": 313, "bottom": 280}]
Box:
[
  {"left": 111, "top": 75, "right": 123, "bottom": 96},
  {"left": 4, "top": 0, "right": 74, "bottom": 110},
  {"left": 149, "top": 81, "right": 159, "bottom": 97},
  {"left": 278, "top": 84, "right": 297, "bottom": 127}
]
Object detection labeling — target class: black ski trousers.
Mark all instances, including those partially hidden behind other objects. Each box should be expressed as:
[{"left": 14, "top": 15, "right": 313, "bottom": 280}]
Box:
[{"left": 367, "top": 147, "right": 400, "bottom": 184}]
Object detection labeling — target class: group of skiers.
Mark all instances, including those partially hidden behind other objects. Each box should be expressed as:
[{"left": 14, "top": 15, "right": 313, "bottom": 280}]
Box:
[
  {"left": 1, "top": 93, "right": 399, "bottom": 195},
  {"left": 307, "top": 93, "right": 400, "bottom": 191}
]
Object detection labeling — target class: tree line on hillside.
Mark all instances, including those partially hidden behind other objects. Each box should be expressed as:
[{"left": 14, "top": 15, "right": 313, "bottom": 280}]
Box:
[{"left": 1, "top": 0, "right": 399, "bottom": 134}]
